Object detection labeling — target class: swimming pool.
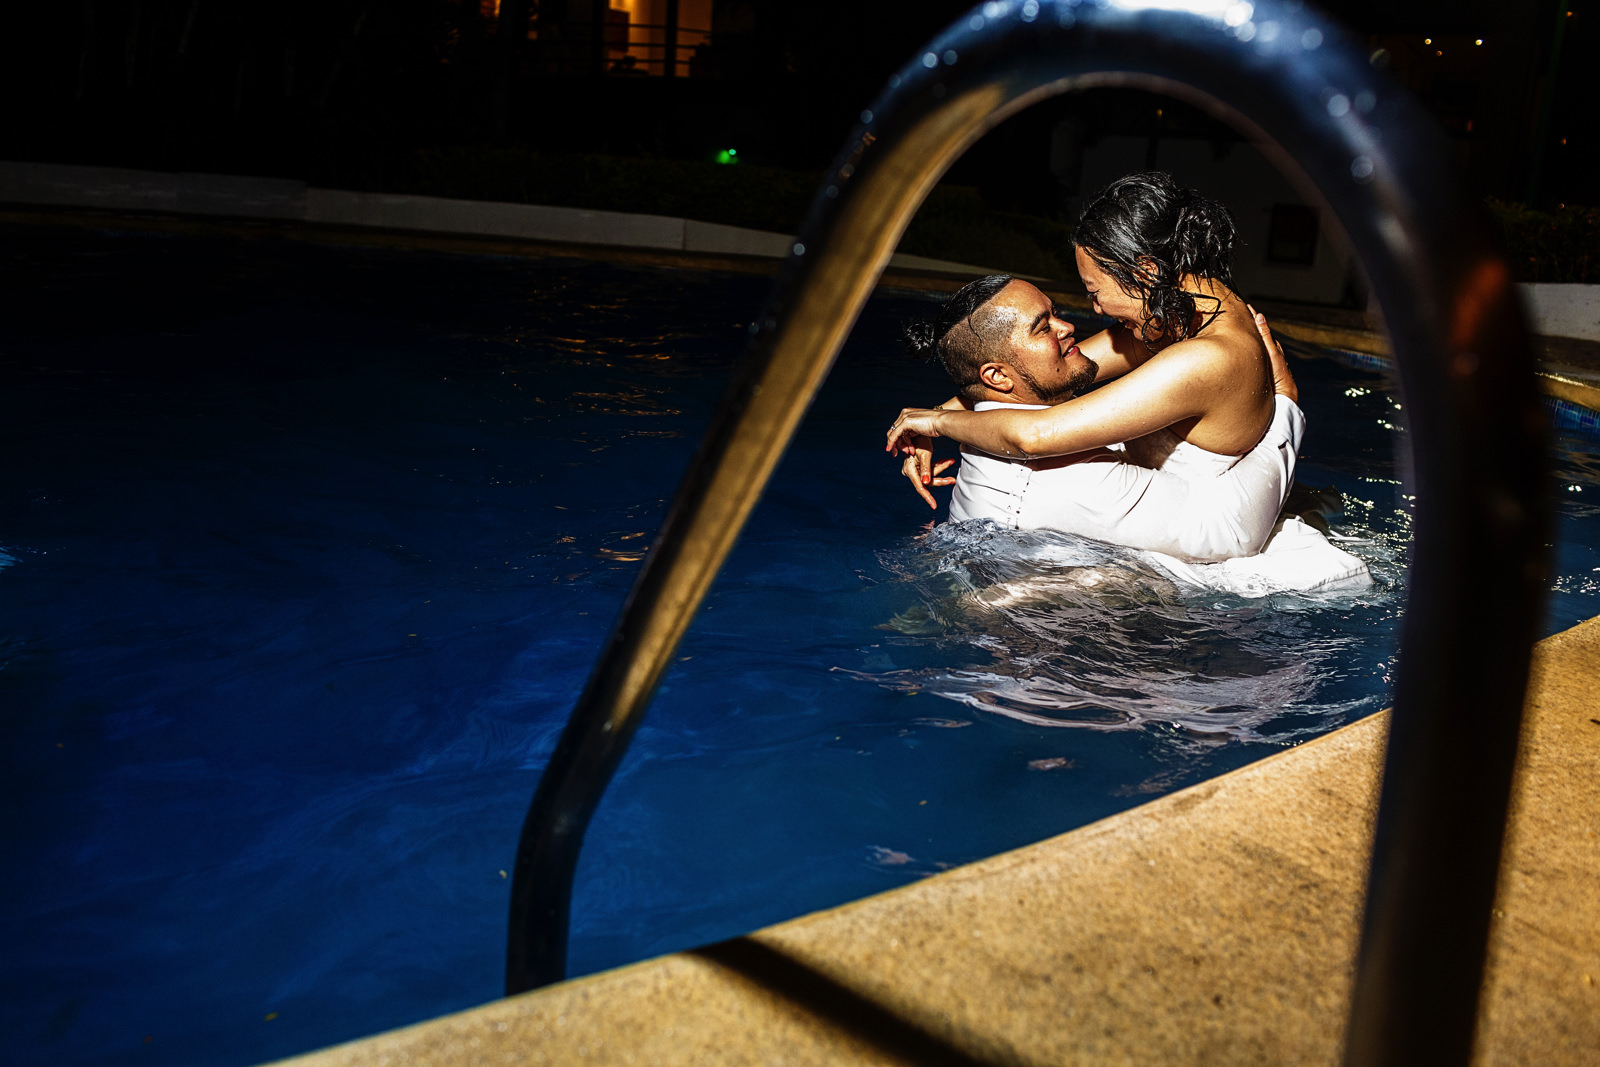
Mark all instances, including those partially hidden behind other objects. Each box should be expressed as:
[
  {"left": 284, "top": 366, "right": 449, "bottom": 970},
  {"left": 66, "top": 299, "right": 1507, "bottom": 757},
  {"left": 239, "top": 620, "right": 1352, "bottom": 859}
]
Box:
[{"left": 2, "top": 224, "right": 1596, "bottom": 1067}]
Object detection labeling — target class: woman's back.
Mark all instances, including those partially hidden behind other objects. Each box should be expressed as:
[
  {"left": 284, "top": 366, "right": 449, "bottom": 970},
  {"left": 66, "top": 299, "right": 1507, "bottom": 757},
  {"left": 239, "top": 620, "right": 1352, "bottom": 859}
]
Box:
[{"left": 1121, "top": 282, "right": 1276, "bottom": 457}]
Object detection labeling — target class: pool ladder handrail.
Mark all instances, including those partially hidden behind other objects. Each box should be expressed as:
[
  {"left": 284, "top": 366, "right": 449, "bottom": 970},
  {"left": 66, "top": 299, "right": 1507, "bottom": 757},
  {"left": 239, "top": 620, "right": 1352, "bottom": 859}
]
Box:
[{"left": 505, "top": 2, "right": 1549, "bottom": 1063}]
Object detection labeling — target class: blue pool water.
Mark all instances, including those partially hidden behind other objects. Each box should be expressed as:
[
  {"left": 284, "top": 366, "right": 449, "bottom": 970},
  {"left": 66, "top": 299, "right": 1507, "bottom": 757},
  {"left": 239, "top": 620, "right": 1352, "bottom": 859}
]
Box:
[{"left": 2, "top": 226, "right": 1597, "bottom": 1067}]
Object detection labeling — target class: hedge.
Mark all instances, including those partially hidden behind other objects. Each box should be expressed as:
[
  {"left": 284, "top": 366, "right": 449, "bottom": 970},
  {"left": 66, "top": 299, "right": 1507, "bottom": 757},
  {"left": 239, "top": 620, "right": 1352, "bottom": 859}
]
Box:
[
  {"left": 1485, "top": 199, "right": 1599, "bottom": 285},
  {"left": 394, "top": 147, "right": 1076, "bottom": 279}
]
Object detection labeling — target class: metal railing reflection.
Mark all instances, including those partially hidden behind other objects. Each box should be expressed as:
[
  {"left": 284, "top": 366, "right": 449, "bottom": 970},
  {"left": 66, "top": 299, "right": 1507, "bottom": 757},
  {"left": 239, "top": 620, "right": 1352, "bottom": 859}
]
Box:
[{"left": 505, "top": 3, "right": 1547, "bottom": 1063}]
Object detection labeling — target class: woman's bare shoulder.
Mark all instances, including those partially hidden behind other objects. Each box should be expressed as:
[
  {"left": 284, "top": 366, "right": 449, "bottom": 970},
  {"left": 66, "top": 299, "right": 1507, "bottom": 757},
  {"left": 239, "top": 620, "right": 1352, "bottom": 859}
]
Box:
[
  {"left": 1146, "top": 313, "right": 1275, "bottom": 450},
  {"left": 1144, "top": 330, "right": 1252, "bottom": 387}
]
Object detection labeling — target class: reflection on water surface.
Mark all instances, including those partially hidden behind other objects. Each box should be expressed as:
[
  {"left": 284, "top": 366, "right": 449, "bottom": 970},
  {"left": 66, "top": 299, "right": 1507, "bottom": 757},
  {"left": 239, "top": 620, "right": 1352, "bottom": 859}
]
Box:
[{"left": 858, "top": 515, "right": 1406, "bottom": 747}]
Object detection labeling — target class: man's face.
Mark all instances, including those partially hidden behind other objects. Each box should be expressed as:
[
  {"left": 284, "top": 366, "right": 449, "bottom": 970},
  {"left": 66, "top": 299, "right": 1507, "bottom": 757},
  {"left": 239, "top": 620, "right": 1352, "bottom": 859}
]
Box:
[
  {"left": 990, "top": 280, "right": 1098, "bottom": 404},
  {"left": 1074, "top": 246, "right": 1149, "bottom": 340}
]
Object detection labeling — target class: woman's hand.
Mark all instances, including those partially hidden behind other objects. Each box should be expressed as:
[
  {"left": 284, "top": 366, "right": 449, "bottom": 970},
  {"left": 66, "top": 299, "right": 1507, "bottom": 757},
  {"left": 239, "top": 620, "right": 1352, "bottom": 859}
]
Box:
[
  {"left": 900, "top": 436, "right": 958, "bottom": 509},
  {"left": 886, "top": 408, "right": 949, "bottom": 457}
]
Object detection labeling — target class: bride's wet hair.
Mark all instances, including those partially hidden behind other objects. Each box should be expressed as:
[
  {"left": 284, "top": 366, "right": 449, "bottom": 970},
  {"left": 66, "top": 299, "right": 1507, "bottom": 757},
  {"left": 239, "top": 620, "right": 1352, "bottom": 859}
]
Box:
[
  {"left": 1074, "top": 170, "right": 1236, "bottom": 345},
  {"left": 901, "top": 273, "right": 1015, "bottom": 398}
]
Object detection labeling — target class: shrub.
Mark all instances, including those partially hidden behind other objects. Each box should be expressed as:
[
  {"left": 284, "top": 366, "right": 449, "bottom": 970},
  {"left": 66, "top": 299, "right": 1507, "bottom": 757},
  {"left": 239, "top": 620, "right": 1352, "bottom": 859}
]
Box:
[
  {"left": 1485, "top": 199, "right": 1600, "bottom": 284},
  {"left": 393, "top": 147, "right": 1074, "bottom": 279},
  {"left": 898, "top": 185, "right": 1075, "bottom": 278},
  {"left": 403, "top": 147, "right": 817, "bottom": 232}
]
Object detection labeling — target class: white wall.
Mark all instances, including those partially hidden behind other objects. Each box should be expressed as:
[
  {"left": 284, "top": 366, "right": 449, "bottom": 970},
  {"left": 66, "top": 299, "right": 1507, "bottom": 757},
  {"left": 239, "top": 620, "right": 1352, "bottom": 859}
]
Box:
[
  {"left": 1522, "top": 284, "right": 1600, "bottom": 342},
  {"left": 0, "top": 161, "right": 307, "bottom": 219}
]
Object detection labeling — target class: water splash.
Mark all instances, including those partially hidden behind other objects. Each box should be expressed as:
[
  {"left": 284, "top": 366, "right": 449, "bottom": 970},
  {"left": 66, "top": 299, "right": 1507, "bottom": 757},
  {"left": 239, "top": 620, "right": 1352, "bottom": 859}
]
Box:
[{"left": 855, "top": 518, "right": 1404, "bottom": 747}]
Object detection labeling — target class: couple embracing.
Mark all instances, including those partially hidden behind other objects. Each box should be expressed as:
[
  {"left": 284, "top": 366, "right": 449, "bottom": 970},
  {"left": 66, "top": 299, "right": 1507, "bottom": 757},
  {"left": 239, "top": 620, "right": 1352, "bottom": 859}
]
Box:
[{"left": 887, "top": 171, "right": 1368, "bottom": 593}]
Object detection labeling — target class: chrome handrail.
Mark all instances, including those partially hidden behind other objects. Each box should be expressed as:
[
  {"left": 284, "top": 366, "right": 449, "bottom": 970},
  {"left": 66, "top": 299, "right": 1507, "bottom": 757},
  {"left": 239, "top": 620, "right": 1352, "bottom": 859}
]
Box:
[{"left": 505, "top": 2, "right": 1548, "bottom": 1062}]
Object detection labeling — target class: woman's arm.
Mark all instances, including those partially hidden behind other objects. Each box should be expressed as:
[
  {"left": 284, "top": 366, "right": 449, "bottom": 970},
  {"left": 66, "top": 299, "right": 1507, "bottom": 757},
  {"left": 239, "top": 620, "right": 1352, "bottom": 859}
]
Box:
[{"left": 887, "top": 338, "right": 1232, "bottom": 460}]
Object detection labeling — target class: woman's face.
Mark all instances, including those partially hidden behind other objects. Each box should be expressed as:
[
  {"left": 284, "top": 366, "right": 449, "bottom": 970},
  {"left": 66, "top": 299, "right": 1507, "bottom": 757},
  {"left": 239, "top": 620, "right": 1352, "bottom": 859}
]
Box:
[{"left": 1074, "top": 246, "right": 1149, "bottom": 339}]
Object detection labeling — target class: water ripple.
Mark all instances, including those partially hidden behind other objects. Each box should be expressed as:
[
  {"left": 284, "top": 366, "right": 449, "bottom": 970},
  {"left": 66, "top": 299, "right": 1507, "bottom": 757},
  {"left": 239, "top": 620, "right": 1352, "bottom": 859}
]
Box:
[{"left": 857, "top": 519, "right": 1404, "bottom": 746}]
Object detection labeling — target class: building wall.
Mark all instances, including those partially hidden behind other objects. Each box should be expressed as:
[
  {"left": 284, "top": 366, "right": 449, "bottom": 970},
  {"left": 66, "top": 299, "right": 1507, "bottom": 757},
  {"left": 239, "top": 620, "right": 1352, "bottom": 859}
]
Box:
[{"left": 612, "top": 0, "right": 715, "bottom": 75}]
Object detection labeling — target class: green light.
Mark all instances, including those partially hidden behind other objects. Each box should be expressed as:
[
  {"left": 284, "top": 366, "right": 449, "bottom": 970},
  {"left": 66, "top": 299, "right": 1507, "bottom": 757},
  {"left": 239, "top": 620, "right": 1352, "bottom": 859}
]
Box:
[{"left": 715, "top": 149, "right": 739, "bottom": 165}]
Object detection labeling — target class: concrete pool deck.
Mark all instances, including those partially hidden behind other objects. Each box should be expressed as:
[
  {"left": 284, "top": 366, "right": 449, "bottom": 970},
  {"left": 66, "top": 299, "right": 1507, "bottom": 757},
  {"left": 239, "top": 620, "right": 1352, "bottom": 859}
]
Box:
[{"left": 278, "top": 615, "right": 1600, "bottom": 1066}]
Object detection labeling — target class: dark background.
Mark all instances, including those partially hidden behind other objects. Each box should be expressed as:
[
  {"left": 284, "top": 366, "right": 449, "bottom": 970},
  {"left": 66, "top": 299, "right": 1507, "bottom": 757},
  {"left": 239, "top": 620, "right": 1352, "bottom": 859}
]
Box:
[{"left": 5, "top": 0, "right": 1592, "bottom": 215}]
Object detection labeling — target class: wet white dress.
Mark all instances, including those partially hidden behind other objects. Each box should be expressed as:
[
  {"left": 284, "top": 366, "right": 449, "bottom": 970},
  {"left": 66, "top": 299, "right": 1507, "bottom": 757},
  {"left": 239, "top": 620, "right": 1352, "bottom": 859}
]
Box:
[{"left": 947, "top": 394, "right": 1370, "bottom": 594}]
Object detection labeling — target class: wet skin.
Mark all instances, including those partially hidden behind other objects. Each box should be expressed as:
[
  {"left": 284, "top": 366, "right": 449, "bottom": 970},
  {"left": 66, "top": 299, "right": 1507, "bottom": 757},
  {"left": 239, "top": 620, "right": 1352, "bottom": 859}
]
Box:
[{"left": 892, "top": 276, "right": 1298, "bottom": 507}]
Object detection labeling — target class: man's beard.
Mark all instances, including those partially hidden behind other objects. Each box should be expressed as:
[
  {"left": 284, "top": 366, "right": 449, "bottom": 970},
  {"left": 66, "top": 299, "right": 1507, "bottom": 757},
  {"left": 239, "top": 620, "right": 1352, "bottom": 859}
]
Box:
[{"left": 1016, "top": 356, "right": 1100, "bottom": 404}]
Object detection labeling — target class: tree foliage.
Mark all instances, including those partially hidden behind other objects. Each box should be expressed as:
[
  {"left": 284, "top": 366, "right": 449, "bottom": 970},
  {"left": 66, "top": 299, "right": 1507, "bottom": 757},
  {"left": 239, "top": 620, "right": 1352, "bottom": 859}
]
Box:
[{"left": 1485, "top": 198, "right": 1600, "bottom": 285}]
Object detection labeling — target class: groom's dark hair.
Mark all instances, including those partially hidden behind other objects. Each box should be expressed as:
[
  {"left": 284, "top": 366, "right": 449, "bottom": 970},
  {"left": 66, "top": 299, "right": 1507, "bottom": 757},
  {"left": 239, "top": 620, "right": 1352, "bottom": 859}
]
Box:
[{"left": 901, "top": 274, "right": 1014, "bottom": 399}]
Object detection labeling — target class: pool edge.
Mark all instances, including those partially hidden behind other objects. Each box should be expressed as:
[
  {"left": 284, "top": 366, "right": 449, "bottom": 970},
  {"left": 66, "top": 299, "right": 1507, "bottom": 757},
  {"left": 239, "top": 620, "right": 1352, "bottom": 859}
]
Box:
[{"left": 267, "top": 616, "right": 1600, "bottom": 1066}]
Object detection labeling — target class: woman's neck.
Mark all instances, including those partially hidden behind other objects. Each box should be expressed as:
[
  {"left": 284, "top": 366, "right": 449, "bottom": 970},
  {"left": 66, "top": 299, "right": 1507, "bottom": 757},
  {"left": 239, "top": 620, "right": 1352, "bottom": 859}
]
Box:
[{"left": 1177, "top": 273, "right": 1234, "bottom": 336}]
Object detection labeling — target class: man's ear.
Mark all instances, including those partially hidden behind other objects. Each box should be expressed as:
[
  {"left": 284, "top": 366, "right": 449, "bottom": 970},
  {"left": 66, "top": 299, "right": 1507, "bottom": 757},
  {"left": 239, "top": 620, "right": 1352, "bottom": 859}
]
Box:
[{"left": 977, "top": 362, "right": 1016, "bottom": 393}]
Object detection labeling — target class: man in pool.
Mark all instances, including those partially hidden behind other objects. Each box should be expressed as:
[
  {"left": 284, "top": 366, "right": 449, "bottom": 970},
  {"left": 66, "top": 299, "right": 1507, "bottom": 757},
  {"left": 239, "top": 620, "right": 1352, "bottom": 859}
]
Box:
[
  {"left": 894, "top": 271, "right": 1305, "bottom": 563},
  {"left": 893, "top": 171, "right": 1337, "bottom": 567}
]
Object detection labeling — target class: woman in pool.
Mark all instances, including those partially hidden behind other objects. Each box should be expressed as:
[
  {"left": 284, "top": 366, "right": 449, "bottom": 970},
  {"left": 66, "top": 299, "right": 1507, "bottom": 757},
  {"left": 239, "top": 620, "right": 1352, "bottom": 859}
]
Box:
[{"left": 886, "top": 171, "right": 1304, "bottom": 563}]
